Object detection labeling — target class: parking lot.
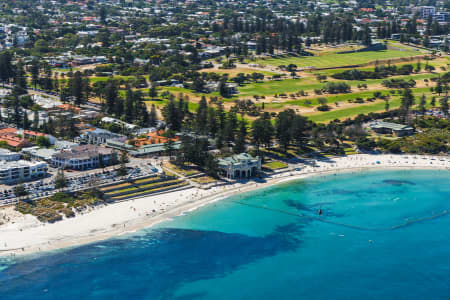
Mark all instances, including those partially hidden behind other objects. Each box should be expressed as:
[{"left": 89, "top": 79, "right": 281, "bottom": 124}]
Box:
[{"left": 0, "top": 159, "right": 163, "bottom": 206}]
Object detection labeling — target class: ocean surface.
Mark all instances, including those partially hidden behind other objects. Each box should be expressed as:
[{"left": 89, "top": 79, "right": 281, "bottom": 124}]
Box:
[{"left": 1, "top": 169, "right": 449, "bottom": 300}]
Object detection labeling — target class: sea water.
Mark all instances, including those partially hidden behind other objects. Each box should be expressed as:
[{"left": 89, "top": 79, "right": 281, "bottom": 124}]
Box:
[{"left": 0, "top": 170, "right": 449, "bottom": 300}]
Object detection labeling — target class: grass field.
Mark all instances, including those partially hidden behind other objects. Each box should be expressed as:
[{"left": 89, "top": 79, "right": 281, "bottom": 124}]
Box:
[
  {"left": 238, "top": 72, "right": 437, "bottom": 100},
  {"left": 253, "top": 49, "right": 422, "bottom": 68},
  {"left": 262, "top": 161, "right": 288, "bottom": 170},
  {"left": 306, "top": 98, "right": 403, "bottom": 122},
  {"left": 305, "top": 87, "right": 439, "bottom": 123}
]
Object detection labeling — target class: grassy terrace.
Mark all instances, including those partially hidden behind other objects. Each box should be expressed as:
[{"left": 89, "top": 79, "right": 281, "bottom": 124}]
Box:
[
  {"left": 110, "top": 182, "right": 189, "bottom": 201},
  {"left": 105, "top": 179, "right": 184, "bottom": 196},
  {"left": 252, "top": 49, "right": 422, "bottom": 68},
  {"left": 163, "top": 162, "right": 202, "bottom": 177},
  {"left": 262, "top": 161, "right": 288, "bottom": 170}
]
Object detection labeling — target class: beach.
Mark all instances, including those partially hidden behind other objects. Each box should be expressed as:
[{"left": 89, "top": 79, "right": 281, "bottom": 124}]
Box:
[{"left": 1, "top": 154, "right": 449, "bottom": 257}]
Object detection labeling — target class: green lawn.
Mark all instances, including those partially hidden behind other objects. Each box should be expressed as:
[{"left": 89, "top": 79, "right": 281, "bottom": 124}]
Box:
[
  {"left": 253, "top": 49, "right": 422, "bottom": 68},
  {"left": 306, "top": 98, "right": 401, "bottom": 122},
  {"left": 262, "top": 161, "right": 288, "bottom": 170},
  {"left": 238, "top": 72, "right": 435, "bottom": 99}
]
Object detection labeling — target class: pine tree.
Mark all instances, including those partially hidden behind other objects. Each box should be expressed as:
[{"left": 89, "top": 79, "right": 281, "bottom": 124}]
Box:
[
  {"left": 71, "top": 71, "right": 84, "bottom": 106},
  {"left": 196, "top": 96, "right": 208, "bottom": 133},
  {"left": 149, "top": 104, "right": 157, "bottom": 126},
  {"left": 400, "top": 88, "right": 415, "bottom": 122},
  {"left": 419, "top": 94, "right": 426, "bottom": 115},
  {"left": 148, "top": 85, "right": 157, "bottom": 100},
  {"left": 55, "top": 169, "right": 67, "bottom": 189},
  {"left": 124, "top": 86, "right": 134, "bottom": 122},
  {"left": 440, "top": 96, "right": 449, "bottom": 116},
  {"left": 23, "top": 112, "right": 30, "bottom": 130},
  {"left": 234, "top": 119, "right": 247, "bottom": 153},
  {"left": 30, "top": 59, "right": 40, "bottom": 88},
  {"left": 105, "top": 79, "right": 118, "bottom": 115}
]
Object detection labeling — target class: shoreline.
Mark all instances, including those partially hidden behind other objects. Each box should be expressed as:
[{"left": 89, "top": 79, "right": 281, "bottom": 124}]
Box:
[{"left": 0, "top": 154, "right": 449, "bottom": 257}]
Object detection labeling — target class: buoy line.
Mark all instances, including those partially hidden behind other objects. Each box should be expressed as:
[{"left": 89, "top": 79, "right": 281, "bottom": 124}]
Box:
[{"left": 229, "top": 200, "right": 449, "bottom": 232}]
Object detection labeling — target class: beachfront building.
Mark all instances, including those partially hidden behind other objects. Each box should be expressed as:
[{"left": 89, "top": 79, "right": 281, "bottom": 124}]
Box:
[
  {"left": 0, "top": 160, "right": 48, "bottom": 184},
  {"left": 370, "top": 121, "right": 414, "bottom": 137},
  {"left": 218, "top": 153, "right": 261, "bottom": 179},
  {"left": 51, "top": 145, "right": 116, "bottom": 170}
]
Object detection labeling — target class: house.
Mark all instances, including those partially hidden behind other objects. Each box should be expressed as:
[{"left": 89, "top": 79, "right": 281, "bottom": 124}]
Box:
[
  {"left": 370, "top": 121, "right": 414, "bottom": 137},
  {"left": 0, "top": 160, "right": 48, "bottom": 184},
  {"left": 51, "top": 145, "right": 116, "bottom": 170},
  {"left": 218, "top": 153, "right": 261, "bottom": 179}
]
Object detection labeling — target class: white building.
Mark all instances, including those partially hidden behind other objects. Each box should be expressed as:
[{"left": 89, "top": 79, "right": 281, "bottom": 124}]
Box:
[
  {"left": 0, "top": 149, "right": 21, "bottom": 161},
  {"left": 218, "top": 153, "right": 261, "bottom": 179},
  {"left": 0, "top": 160, "right": 48, "bottom": 184},
  {"left": 76, "top": 128, "right": 125, "bottom": 145},
  {"left": 51, "top": 145, "right": 115, "bottom": 170}
]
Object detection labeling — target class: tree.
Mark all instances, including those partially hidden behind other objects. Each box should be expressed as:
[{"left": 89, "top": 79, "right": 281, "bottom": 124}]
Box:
[
  {"left": 149, "top": 104, "right": 157, "bottom": 126},
  {"left": 116, "top": 151, "right": 128, "bottom": 176},
  {"left": 275, "top": 109, "right": 295, "bottom": 151},
  {"left": 384, "top": 98, "right": 390, "bottom": 111},
  {"left": 196, "top": 96, "right": 208, "bottom": 133},
  {"left": 0, "top": 51, "right": 14, "bottom": 85},
  {"left": 124, "top": 86, "right": 134, "bottom": 122},
  {"left": 14, "top": 184, "right": 28, "bottom": 198},
  {"left": 204, "top": 155, "right": 220, "bottom": 178},
  {"left": 105, "top": 79, "right": 118, "bottom": 115},
  {"left": 440, "top": 96, "right": 449, "bottom": 116},
  {"left": 419, "top": 94, "right": 426, "bottom": 115},
  {"left": 436, "top": 79, "right": 443, "bottom": 96},
  {"left": 218, "top": 80, "right": 229, "bottom": 98},
  {"left": 55, "top": 169, "right": 68, "bottom": 189},
  {"left": 400, "top": 88, "right": 415, "bottom": 122},
  {"left": 99, "top": 5, "right": 107, "bottom": 24},
  {"left": 22, "top": 113, "right": 30, "bottom": 130},
  {"left": 30, "top": 59, "right": 40, "bottom": 88},
  {"left": 164, "top": 138, "right": 175, "bottom": 160},
  {"left": 234, "top": 119, "right": 247, "bottom": 153},
  {"left": 70, "top": 71, "right": 84, "bottom": 105},
  {"left": 148, "top": 85, "right": 157, "bottom": 100},
  {"left": 13, "top": 62, "right": 27, "bottom": 95},
  {"left": 36, "top": 136, "right": 51, "bottom": 147}
]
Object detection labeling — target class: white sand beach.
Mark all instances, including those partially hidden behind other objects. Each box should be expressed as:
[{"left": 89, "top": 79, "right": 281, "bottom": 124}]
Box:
[{"left": 0, "top": 154, "right": 449, "bottom": 257}]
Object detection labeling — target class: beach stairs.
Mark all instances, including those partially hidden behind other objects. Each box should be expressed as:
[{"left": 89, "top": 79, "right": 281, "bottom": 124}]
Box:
[{"left": 100, "top": 175, "right": 189, "bottom": 201}]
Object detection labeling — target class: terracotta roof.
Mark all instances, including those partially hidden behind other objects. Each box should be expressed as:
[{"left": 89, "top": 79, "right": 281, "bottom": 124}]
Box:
[
  {"left": 0, "top": 134, "right": 29, "bottom": 148},
  {"left": 23, "top": 130, "right": 46, "bottom": 137},
  {"left": 0, "top": 128, "right": 18, "bottom": 135}
]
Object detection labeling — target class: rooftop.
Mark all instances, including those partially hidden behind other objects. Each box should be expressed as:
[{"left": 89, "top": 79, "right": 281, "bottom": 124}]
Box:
[{"left": 371, "top": 121, "right": 413, "bottom": 131}]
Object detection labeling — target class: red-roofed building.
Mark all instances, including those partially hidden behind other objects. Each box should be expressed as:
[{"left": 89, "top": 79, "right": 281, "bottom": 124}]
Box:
[
  {"left": 0, "top": 128, "right": 18, "bottom": 135},
  {"left": 0, "top": 134, "right": 30, "bottom": 150},
  {"left": 23, "top": 130, "right": 46, "bottom": 141}
]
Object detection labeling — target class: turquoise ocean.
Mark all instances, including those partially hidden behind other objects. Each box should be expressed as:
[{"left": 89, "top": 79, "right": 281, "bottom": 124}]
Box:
[{"left": 0, "top": 169, "right": 449, "bottom": 299}]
